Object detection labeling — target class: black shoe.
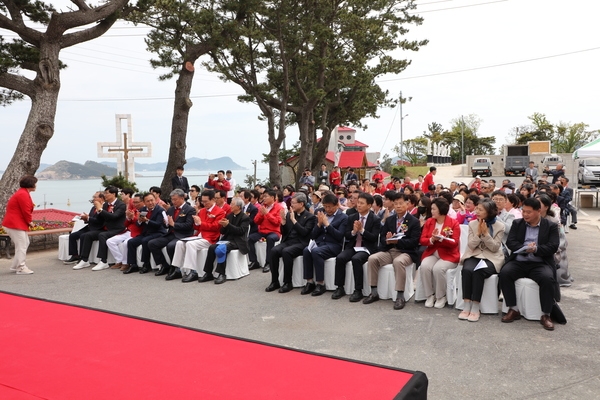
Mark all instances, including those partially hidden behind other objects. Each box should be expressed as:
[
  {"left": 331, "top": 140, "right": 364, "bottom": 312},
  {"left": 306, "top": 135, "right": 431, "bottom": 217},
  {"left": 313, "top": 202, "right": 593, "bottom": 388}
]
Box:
[
  {"left": 198, "top": 273, "right": 214, "bottom": 283},
  {"left": 139, "top": 264, "right": 152, "bottom": 274},
  {"left": 301, "top": 282, "right": 316, "bottom": 295},
  {"left": 265, "top": 282, "right": 281, "bottom": 292},
  {"left": 569, "top": 224, "right": 577, "bottom": 230},
  {"left": 165, "top": 267, "right": 182, "bottom": 281},
  {"left": 394, "top": 296, "right": 406, "bottom": 310},
  {"left": 331, "top": 287, "right": 346, "bottom": 300},
  {"left": 349, "top": 290, "right": 364, "bottom": 303},
  {"left": 214, "top": 274, "right": 226, "bottom": 285},
  {"left": 362, "top": 293, "right": 380, "bottom": 304},
  {"left": 248, "top": 261, "right": 261, "bottom": 271},
  {"left": 182, "top": 270, "right": 199, "bottom": 283},
  {"left": 278, "top": 283, "right": 293, "bottom": 293},
  {"left": 311, "top": 284, "right": 327, "bottom": 296},
  {"left": 123, "top": 265, "right": 140, "bottom": 274},
  {"left": 63, "top": 256, "right": 80, "bottom": 264},
  {"left": 155, "top": 264, "right": 170, "bottom": 276},
  {"left": 262, "top": 265, "right": 271, "bottom": 273}
]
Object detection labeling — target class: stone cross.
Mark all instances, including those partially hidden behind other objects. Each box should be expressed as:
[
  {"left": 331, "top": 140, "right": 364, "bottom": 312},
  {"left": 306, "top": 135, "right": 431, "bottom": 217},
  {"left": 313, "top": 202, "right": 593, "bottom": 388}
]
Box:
[{"left": 97, "top": 114, "right": 152, "bottom": 182}]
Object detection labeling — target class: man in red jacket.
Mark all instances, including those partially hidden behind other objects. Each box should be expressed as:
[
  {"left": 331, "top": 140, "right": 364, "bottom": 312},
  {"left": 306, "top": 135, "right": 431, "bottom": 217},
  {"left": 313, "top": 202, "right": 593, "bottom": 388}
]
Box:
[
  {"left": 248, "top": 190, "right": 283, "bottom": 273},
  {"left": 168, "top": 190, "right": 225, "bottom": 282},
  {"left": 423, "top": 166, "right": 436, "bottom": 191}
]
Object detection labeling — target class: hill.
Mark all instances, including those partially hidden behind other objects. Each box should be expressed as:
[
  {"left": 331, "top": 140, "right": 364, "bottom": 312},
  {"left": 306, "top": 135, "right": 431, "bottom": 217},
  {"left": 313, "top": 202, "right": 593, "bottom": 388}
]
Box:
[
  {"left": 100, "top": 156, "right": 245, "bottom": 171},
  {"left": 36, "top": 160, "right": 117, "bottom": 180}
]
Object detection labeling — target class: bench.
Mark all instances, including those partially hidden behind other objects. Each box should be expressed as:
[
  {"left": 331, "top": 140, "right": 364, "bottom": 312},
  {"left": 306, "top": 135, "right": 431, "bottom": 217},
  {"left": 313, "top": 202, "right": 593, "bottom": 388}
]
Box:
[{"left": 1, "top": 228, "right": 72, "bottom": 258}]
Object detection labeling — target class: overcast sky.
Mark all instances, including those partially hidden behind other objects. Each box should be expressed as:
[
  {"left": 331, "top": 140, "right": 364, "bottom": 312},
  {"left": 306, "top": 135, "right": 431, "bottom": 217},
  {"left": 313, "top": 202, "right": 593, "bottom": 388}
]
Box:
[{"left": 1, "top": 0, "right": 598, "bottom": 171}]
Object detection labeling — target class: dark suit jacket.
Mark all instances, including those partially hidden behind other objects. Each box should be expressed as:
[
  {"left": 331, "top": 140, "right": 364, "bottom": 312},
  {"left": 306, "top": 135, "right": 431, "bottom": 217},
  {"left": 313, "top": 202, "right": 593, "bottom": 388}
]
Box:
[
  {"left": 138, "top": 205, "right": 168, "bottom": 236},
  {"left": 311, "top": 209, "right": 348, "bottom": 247},
  {"left": 220, "top": 211, "right": 250, "bottom": 254},
  {"left": 380, "top": 212, "right": 422, "bottom": 264},
  {"left": 172, "top": 175, "right": 190, "bottom": 193},
  {"left": 281, "top": 210, "right": 316, "bottom": 247},
  {"left": 562, "top": 187, "right": 573, "bottom": 204},
  {"left": 506, "top": 217, "right": 559, "bottom": 268},
  {"left": 344, "top": 211, "right": 381, "bottom": 254},
  {"left": 98, "top": 199, "right": 126, "bottom": 232},
  {"left": 87, "top": 207, "right": 105, "bottom": 231},
  {"left": 167, "top": 202, "right": 196, "bottom": 239},
  {"left": 244, "top": 202, "right": 259, "bottom": 234},
  {"left": 345, "top": 207, "right": 358, "bottom": 217}
]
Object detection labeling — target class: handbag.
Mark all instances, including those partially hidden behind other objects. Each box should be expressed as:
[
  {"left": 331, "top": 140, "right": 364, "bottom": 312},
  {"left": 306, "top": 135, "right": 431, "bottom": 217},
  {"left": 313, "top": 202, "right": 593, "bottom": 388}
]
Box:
[{"left": 550, "top": 302, "right": 567, "bottom": 325}]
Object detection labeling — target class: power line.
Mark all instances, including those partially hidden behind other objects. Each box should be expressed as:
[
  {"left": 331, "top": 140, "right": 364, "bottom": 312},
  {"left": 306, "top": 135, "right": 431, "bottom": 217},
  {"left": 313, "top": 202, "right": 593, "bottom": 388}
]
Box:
[
  {"left": 60, "top": 93, "right": 241, "bottom": 102},
  {"left": 378, "top": 46, "right": 600, "bottom": 82},
  {"left": 413, "top": 0, "right": 508, "bottom": 14}
]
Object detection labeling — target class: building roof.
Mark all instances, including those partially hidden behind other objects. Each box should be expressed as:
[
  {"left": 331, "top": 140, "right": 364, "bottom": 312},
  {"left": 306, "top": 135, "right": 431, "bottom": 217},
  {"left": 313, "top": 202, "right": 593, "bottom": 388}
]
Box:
[
  {"left": 32, "top": 208, "right": 79, "bottom": 222},
  {"left": 337, "top": 126, "right": 356, "bottom": 132},
  {"left": 347, "top": 140, "right": 369, "bottom": 148}
]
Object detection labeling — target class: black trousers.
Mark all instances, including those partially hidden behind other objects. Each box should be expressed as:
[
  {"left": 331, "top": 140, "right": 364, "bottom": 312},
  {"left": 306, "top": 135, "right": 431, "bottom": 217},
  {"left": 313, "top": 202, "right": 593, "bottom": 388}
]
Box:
[
  {"left": 269, "top": 241, "right": 305, "bottom": 284},
  {"left": 247, "top": 232, "right": 279, "bottom": 265},
  {"left": 79, "top": 229, "right": 102, "bottom": 261},
  {"left": 499, "top": 260, "right": 556, "bottom": 314},
  {"left": 334, "top": 248, "right": 369, "bottom": 291},
  {"left": 148, "top": 233, "right": 178, "bottom": 266},
  {"left": 461, "top": 257, "right": 497, "bottom": 302},
  {"left": 68, "top": 226, "right": 90, "bottom": 256},
  {"left": 126, "top": 232, "right": 164, "bottom": 266},
  {"left": 203, "top": 242, "right": 238, "bottom": 275}
]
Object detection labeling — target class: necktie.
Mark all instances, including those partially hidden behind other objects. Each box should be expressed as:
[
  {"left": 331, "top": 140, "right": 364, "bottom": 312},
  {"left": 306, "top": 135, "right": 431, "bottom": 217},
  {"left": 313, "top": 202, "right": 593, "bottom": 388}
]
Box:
[
  {"left": 356, "top": 216, "right": 366, "bottom": 247},
  {"left": 173, "top": 207, "right": 180, "bottom": 220},
  {"left": 108, "top": 204, "right": 113, "bottom": 213},
  {"left": 146, "top": 209, "right": 152, "bottom": 220}
]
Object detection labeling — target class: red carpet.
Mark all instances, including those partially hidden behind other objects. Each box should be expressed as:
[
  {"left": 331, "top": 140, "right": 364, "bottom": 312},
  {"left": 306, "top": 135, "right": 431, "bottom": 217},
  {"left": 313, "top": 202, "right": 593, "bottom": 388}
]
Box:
[{"left": 0, "top": 292, "right": 427, "bottom": 399}]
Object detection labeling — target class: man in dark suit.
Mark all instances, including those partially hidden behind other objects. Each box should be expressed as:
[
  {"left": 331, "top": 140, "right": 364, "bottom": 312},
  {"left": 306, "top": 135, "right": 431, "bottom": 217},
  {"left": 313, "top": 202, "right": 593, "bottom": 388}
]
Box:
[
  {"left": 363, "top": 193, "right": 422, "bottom": 310},
  {"left": 65, "top": 191, "right": 105, "bottom": 265},
  {"left": 265, "top": 193, "right": 316, "bottom": 293},
  {"left": 344, "top": 190, "right": 360, "bottom": 216},
  {"left": 301, "top": 193, "right": 348, "bottom": 296},
  {"left": 559, "top": 176, "right": 577, "bottom": 229},
  {"left": 332, "top": 193, "right": 381, "bottom": 302},
  {"left": 242, "top": 190, "right": 259, "bottom": 235},
  {"left": 171, "top": 166, "right": 190, "bottom": 194},
  {"left": 73, "top": 187, "right": 127, "bottom": 271},
  {"left": 499, "top": 197, "right": 560, "bottom": 330},
  {"left": 123, "top": 192, "right": 168, "bottom": 274},
  {"left": 89, "top": 186, "right": 127, "bottom": 271},
  {"left": 199, "top": 197, "right": 250, "bottom": 284},
  {"left": 148, "top": 189, "right": 196, "bottom": 275}
]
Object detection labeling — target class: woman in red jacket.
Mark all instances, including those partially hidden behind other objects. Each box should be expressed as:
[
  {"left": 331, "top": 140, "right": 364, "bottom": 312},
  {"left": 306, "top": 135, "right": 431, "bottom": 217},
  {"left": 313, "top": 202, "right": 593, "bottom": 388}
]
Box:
[
  {"left": 2, "top": 175, "right": 37, "bottom": 275},
  {"left": 419, "top": 197, "right": 460, "bottom": 308}
]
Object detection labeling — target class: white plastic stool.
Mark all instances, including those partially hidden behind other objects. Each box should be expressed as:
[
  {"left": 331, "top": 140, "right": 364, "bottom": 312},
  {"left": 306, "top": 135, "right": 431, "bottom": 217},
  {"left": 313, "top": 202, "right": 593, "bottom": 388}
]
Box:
[
  {"left": 501, "top": 278, "right": 543, "bottom": 320},
  {"left": 455, "top": 273, "right": 499, "bottom": 314}
]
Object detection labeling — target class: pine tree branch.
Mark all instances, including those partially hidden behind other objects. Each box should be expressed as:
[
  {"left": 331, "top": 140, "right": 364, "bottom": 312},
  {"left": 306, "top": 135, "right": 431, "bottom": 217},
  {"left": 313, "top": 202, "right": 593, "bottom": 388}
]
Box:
[{"left": 0, "top": 72, "right": 34, "bottom": 98}]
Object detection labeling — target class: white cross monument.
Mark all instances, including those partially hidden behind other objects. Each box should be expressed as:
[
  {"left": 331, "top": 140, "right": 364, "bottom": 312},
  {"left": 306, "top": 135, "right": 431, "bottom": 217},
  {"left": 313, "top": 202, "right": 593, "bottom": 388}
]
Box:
[{"left": 97, "top": 114, "right": 152, "bottom": 182}]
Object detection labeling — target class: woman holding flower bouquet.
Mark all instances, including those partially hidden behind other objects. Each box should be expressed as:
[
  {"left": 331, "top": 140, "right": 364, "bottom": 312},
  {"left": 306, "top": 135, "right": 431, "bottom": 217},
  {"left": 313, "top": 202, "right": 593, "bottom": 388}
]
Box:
[
  {"left": 1, "top": 175, "right": 38, "bottom": 275},
  {"left": 419, "top": 197, "right": 461, "bottom": 308},
  {"left": 458, "top": 199, "right": 505, "bottom": 322}
]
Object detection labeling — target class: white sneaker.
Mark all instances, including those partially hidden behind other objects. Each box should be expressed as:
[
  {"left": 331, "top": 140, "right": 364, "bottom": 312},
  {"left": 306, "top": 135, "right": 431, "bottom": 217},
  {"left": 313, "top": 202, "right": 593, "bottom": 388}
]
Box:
[
  {"left": 434, "top": 296, "right": 447, "bottom": 309},
  {"left": 425, "top": 295, "right": 435, "bottom": 308},
  {"left": 10, "top": 266, "right": 18, "bottom": 271},
  {"left": 92, "top": 261, "right": 109, "bottom": 271},
  {"left": 16, "top": 266, "right": 34, "bottom": 275},
  {"left": 73, "top": 260, "right": 91, "bottom": 270}
]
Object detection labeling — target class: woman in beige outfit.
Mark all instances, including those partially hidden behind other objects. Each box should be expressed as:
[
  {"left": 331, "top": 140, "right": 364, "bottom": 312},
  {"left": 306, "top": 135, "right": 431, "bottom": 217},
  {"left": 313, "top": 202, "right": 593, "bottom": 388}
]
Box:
[{"left": 459, "top": 199, "right": 505, "bottom": 322}]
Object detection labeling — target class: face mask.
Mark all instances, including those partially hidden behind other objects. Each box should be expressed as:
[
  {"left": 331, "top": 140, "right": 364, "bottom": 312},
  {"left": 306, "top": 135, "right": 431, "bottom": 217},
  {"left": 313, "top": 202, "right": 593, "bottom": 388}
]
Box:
[{"left": 417, "top": 206, "right": 427, "bottom": 215}]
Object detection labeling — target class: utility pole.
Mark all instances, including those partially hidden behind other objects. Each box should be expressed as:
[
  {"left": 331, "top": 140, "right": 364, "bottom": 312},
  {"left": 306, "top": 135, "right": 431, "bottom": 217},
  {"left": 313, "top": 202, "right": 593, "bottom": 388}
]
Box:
[
  {"left": 252, "top": 160, "right": 257, "bottom": 186},
  {"left": 461, "top": 116, "right": 465, "bottom": 165},
  {"left": 399, "top": 91, "right": 404, "bottom": 164}
]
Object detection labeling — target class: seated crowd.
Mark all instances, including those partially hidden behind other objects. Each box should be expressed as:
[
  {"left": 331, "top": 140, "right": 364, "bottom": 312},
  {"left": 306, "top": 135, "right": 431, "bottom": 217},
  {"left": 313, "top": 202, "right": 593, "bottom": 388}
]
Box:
[{"left": 63, "top": 166, "right": 572, "bottom": 331}]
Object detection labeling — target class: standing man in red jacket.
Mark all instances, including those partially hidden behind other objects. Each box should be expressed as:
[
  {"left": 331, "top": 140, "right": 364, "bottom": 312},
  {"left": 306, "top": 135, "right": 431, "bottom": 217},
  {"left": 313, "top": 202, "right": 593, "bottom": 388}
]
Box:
[{"left": 422, "top": 166, "right": 436, "bottom": 192}]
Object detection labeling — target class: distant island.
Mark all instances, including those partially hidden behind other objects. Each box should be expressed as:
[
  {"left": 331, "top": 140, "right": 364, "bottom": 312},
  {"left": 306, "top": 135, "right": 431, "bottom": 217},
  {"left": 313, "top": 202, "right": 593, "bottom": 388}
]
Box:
[{"left": 35, "top": 157, "right": 246, "bottom": 180}]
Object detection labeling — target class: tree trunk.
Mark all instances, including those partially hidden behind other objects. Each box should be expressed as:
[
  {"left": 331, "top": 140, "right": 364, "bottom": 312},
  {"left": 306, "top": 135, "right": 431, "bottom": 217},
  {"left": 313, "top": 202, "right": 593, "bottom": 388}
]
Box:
[
  {"left": 295, "top": 111, "right": 314, "bottom": 187},
  {"left": 159, "top": 65, "right": 194, "bottom": 196},
  {"left": 0, "top": 49, "right": 60, "bottom": 220}
]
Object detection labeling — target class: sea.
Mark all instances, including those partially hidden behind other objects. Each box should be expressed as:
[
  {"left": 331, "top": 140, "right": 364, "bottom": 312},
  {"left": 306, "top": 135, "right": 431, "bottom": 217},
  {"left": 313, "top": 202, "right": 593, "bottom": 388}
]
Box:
[{"left": 31, "top": 169, "right": 269, "bottom": 214}]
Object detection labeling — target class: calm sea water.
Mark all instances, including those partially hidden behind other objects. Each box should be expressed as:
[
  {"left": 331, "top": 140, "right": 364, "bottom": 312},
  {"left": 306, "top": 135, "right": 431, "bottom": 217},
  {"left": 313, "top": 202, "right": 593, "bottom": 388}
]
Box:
[{"left": 31, "top": 169, "right": 268, "bottom": 213}]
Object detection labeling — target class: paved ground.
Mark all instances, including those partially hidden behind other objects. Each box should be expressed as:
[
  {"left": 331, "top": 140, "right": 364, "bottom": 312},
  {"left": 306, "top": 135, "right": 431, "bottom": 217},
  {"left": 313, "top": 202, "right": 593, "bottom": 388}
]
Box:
[{"left": 2, "top": 165, "right": 599, "bottom": 399}]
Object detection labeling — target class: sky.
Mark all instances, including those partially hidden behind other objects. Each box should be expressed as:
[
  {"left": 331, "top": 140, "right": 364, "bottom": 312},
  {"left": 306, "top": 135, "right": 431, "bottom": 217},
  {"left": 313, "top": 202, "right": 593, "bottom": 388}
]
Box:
[{"left": 1, "top": 0, "right": 599, "bottom": 172}]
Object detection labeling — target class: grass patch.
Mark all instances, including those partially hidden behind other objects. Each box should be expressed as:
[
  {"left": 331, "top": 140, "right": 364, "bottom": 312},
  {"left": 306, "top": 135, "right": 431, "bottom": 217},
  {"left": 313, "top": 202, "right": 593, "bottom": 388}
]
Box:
[{"left": 404, "top": 166, "right": 429, "bottom": 178}]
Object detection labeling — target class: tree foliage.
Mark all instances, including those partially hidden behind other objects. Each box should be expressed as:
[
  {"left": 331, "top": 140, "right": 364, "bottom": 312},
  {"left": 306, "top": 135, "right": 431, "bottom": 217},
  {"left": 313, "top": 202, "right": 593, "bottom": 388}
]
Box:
[
  {"left": 393, "top": 138, "right": 427, "bottom": 165},
  {"left": 206, "top": 0, "right": 427, "bottom": 186},
  {"left": 0, "top": 0, "right": 130, "bottom": 220},
  {"left": 101, "top": 172, "right": 139, "bottom": 192}
]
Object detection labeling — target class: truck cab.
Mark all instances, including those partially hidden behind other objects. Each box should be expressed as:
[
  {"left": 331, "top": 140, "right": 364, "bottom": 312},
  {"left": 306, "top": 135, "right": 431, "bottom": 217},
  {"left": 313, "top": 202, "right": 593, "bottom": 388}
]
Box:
[
  {"left": 471, "top": 158, "right": 492, "bottom": 177},
  {"left": 504, "top": 145, "right": 529, "bottom": 176}
]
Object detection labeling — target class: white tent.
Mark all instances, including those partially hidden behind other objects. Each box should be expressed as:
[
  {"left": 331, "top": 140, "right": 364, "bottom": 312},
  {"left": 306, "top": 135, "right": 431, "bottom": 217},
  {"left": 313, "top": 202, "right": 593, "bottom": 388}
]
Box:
[{"left": 573, "top": 137, "right": 600, "bottom": 159}]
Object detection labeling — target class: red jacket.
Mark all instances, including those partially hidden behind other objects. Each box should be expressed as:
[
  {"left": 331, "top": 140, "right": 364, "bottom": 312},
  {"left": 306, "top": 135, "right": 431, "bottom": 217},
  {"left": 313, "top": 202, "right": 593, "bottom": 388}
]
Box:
[
  {"left": 420, "top": 216, "right": 461, "bottom": 263},
  {"left": 2, "top": 188, "right": 34, "bottom": 231},
  {"left": 422, "top": 173, "right": 434, "bottom": 191},
  {"left": 124, "top": 208, "right": 143, "bottom": 238},
  {"left": 195, "top": 205, "right": 226, "bottom": 244},
  {"left": 213, "top": 178, "right": 231, "bottom": 192},
  {"left": 329, "top": 171, "right": 341, "bottom": 186},
  {"left": 254, "top": 202, "right": 282, "bottom": 237}
]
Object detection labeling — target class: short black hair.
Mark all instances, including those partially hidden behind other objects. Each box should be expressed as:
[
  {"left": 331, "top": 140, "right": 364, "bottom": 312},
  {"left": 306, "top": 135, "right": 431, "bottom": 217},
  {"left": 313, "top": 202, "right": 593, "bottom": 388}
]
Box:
[
  {"left": 121, "top": 187, "right": 135, "bottom": 197},
  {"left": 523, "top": 197, "right": 541, "bottom": 210},
  {"left": 432, "top": 197, "right": 449, "bottom": 215},
  {"left": 322, "top": 193, "right": 339, "bottom": 205},
  {"left": 358, "top": 192, "right": 374, "bottom": 205},
  {"left": 429, "top": 166, "right": 437, "bottom": 172},
  {"left": 201, "top": 190, "right": 215, "bottom": 200},
  {"left": 149, "top": 186, "right": 161, "bottom": 194},
  {"left": 105, "top": 186, "right": 119, "bottom": 196}
]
